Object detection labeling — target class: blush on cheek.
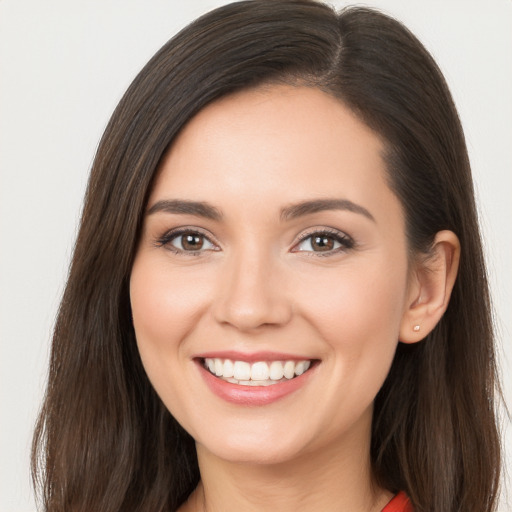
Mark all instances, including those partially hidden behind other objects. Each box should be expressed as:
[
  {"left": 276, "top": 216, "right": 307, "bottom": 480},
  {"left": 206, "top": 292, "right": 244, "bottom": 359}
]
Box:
[
  {"left": 302, "top": 271, "right": 404, "bottom": 338},
  {"left": 131, "top": 263, "right": 192, "bottom": 335}
]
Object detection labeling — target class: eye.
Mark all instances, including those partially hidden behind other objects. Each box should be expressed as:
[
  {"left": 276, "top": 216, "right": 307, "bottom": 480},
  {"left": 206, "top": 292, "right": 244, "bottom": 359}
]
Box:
[
  {"left": 157, "top": 229, "right": 218, "bottom": 254},
  {"left": 293, "top": 230, "right": 353, "bottom": 254}
]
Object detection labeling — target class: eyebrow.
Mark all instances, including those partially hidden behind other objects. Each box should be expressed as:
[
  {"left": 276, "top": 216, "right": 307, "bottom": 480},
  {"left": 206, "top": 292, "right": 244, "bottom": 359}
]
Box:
[
  {"left": 280, "top": 198, "right": 375, "bottom": 222},
  {"left": 147, "top": 199, "right": 222, "bottom": 221},
  {"left": 146, "top": 197, "right": 375, "bottom": 223}
]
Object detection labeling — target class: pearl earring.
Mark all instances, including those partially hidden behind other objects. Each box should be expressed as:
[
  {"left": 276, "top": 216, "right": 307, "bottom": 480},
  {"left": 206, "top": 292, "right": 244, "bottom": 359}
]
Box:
[{"left": 413, "top": 325, "right": 420, "bottom": 332}]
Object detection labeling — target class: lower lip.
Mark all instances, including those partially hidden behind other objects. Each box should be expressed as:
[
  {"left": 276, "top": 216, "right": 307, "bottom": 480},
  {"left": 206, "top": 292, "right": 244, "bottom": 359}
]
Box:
[{"left": 197, "top": 362, "right": 315, "bottom": 406}]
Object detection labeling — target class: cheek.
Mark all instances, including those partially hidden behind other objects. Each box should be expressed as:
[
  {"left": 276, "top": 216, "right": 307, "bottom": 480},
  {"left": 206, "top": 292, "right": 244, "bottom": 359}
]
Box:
[
  {"left": 295, "top": 263, "right": 408, "bottom": 433},
  {"left": 131, "top": 257, "right": 202, "bottom": 336},
  {"left": 300, "top": 263, "right": 406, "bottom": 339},
  {"left": 129, "top": 255, "right": 210, "bottom": 377},
  {"left": 295, "top": 260, "right": 408, "bottom": 394},
  {"left": 129, "top": 255, "right": 215, "bottom": 427}
]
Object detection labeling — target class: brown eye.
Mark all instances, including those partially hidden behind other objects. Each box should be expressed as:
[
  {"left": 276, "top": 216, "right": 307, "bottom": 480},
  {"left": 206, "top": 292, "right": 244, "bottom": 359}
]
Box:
[
  {"left": 311, "top": 235, "right": 335, "bottom": 252},
  {"left": 181, "top": 233, "right": 204, "bottom": 250},
  {"left": 294, "top": 230, "right": 353, "bottom": 255},
  {"left": 167, "top": 231, "right": 216, "bottom": 252}
]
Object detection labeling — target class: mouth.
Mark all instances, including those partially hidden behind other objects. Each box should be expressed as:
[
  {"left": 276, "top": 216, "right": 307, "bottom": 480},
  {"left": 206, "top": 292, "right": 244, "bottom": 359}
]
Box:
[{"left": 201, "top": 357, "right": 314, "bottom": 387}]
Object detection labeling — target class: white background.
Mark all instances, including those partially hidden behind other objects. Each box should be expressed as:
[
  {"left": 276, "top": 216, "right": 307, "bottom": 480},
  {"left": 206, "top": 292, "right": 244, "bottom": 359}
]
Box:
[{"left": 1, "top": 1, "right": 510, "bottom": 511}]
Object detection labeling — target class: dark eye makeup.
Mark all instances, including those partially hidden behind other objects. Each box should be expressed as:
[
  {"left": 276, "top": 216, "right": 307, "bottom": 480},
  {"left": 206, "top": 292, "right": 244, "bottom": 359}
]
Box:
[
  {"left": 291, "top": 228, "right": 355, "bottom": 256},
  {"left": 154, "top": 227, "right": 219, "bottom": 256},
  {"left": 153, "top": 226, "right": 354, "bottom": 256}
]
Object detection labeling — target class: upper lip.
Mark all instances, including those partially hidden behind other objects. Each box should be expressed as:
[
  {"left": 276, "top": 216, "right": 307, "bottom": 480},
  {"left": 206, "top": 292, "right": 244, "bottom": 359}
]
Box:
[{"left": 194, "top": 350, "right": 315, "bottom": 363}]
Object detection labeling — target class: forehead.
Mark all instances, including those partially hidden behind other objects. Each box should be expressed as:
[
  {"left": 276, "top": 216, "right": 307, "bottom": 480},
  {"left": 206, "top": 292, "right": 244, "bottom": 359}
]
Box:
[{"left": 151, "top": 85, "right": 396, "bottom": 219}]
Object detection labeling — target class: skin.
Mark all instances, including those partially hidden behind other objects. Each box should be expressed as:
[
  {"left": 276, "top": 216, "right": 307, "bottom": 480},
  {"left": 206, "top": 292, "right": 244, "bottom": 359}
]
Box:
[{"left": 130, "top": 85, "right": 460, "bottom": 511}]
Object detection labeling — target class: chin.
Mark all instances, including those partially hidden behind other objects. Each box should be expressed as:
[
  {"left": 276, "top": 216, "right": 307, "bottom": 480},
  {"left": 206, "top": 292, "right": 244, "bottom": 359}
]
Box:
[
  {"left": 198, "top": 436, "right": 310, "bottom": 466},
  {"left": 190, "top": 414, "right": 323, "bottom": 466}
]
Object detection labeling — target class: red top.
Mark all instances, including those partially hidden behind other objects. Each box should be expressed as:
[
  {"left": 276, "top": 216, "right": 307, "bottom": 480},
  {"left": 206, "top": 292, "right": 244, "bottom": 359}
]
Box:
[{"left": 381, "top": 491, "right": 413, "bottom": 512}]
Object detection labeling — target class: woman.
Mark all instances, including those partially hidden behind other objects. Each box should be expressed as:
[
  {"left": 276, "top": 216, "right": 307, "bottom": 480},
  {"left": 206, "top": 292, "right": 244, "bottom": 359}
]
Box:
[{"left": 32, "top": 1, "right": 502, "bottom": 511}]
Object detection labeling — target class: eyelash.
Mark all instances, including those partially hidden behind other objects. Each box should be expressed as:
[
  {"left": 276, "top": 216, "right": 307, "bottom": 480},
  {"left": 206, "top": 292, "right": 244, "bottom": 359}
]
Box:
[
  {"left": 292, "top": 228, "right": 355, "bottom": 256},
  {"left": 154, "top": 227, "right": 219, "bottom": 256},
  {"left": 154, "top": 227, "right": 354, "bottom": 256}
]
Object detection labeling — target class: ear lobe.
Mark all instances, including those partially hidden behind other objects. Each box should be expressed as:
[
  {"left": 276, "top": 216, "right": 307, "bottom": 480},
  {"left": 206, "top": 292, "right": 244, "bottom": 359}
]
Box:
[{"left": 399, "top": 230, "right": 460, "bottom": 344}]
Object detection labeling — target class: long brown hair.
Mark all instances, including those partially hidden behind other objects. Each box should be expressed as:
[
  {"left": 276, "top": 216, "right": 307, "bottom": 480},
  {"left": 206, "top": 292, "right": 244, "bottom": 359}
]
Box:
[{"left": 32, "top": 1, "right": 502, "bottom": 511}]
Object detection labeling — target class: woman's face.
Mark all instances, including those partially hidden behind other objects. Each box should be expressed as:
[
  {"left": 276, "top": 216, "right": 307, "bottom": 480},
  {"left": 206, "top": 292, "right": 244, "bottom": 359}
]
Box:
[{"left": 130, "top": 85, "right": 415, "bottom": 465}]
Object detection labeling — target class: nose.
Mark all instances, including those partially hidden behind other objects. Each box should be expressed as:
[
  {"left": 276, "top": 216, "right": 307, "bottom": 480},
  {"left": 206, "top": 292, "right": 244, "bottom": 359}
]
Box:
[{"left": 212, "top": 249, "right": 293, "bottom": 331}]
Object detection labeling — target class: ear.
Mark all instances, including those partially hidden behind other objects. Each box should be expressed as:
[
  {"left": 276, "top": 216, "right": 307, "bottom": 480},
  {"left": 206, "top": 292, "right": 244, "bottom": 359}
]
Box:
[{"left": 399, "top": 230, "right": 460, "bottom": 343}]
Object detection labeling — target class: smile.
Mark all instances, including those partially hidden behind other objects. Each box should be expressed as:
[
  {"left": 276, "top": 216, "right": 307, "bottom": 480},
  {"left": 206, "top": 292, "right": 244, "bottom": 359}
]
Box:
[
  {"left": 197, "top": 354, "right": 318, "bottom": 405},
  {"left": 203, "top": 358, "right": 312, "bottom": 386}
]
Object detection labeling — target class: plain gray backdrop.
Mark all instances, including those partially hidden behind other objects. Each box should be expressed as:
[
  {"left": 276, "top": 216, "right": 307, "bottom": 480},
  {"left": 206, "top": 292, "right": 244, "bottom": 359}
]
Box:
[{"left": 1, "top": 1, "right": 510, "bottom": 510}]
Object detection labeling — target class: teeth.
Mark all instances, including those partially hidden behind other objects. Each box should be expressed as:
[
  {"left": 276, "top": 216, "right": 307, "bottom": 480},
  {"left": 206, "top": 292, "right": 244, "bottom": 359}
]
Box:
[
  {"left": 283, "top": 360, "right": 295, "bottom": 379},
  {"left": 223, "top": 359, "right": 234, "bottom": 378},
  {"left": 269, "top": 361, "right": 284, "bottom": 380},
  {"left": 295, "top": 360, "right": 310, "bottom": 376},
  {"left": 233, "top": 361, "right": 251, "bottom": 380},
  {"left": 251, "top": 361, "right": 269, "bottom": 380},
  {"left": 204, "top": 358, "right": 313, "bottom": 385}
]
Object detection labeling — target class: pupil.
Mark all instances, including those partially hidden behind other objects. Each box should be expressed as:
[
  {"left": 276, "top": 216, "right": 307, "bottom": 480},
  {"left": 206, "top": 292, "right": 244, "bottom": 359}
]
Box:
[
  {"left": 183, "top": 234, "right": 203, "bottom": 250},
  {"left": 312, "top": 235, "right": 333, "bottom": 251}
]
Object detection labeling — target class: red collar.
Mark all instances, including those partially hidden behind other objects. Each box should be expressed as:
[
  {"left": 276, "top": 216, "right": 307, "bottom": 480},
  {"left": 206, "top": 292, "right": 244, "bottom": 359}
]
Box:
[{"left": 381, "top": 491, "right": 413, "bottom": 512}]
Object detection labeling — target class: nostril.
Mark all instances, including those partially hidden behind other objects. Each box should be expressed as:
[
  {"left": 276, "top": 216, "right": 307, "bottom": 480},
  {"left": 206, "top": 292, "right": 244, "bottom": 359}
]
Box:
[{"left": 213, "top": 296, "right": 293, "bottom": 331}]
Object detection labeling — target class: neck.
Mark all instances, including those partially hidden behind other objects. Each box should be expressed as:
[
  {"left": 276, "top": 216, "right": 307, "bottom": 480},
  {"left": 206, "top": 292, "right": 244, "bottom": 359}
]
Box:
[{"left": 181, "top": 418, "right": 392, "bottom": 512}]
